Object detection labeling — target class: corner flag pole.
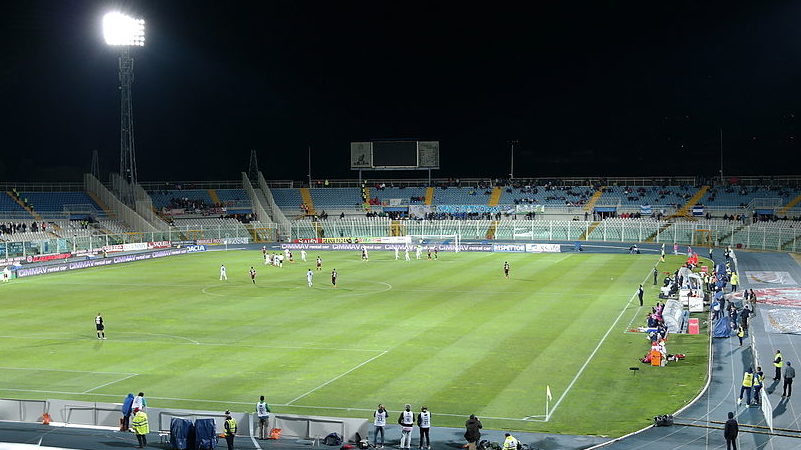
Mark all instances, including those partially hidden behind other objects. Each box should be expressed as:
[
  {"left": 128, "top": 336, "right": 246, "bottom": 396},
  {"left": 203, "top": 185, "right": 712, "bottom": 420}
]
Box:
[{"left": 545, "top": 385, "right": 553, "bottom": 421}]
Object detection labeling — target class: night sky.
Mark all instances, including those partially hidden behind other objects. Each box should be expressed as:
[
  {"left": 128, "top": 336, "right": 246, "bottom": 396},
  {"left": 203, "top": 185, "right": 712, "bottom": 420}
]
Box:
[{"left": 2, "top": 0, "right": 801, "bottom": 182}]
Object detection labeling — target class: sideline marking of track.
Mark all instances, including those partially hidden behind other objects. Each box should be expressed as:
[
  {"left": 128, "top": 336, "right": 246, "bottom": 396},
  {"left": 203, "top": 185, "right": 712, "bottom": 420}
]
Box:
[
  {"left": 546, "top": 264, "right": 657, "bottom": 421},
  {"left": 284, "top": 350, "right": 389, "bottom": 405}
]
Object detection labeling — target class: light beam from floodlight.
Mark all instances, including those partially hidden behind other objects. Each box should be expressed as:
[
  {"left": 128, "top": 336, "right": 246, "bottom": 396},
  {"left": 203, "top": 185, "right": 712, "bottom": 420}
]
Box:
[{"left": 103, "top": 12, "right": 145, "bottom": 47}]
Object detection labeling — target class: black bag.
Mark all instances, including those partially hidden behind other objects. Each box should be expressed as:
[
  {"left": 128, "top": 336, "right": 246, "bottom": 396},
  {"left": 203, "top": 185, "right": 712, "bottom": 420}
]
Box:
[
  {"left": 325, "top": 432, "right": 343, "bottom": 446},
  {"left": 653, "top": 415, "right": 674, "bottom": 427}
]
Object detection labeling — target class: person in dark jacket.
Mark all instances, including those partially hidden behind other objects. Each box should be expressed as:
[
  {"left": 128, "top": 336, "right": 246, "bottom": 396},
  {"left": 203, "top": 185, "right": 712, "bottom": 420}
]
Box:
[
  {"left": 464, "top": 414, "right": 482, "bottom": 450},
  {"left": 724, "top": 411, "right": 738, "bottom": 450},
  {"left": 783, "top": 361, "right": 796, "bottom": 397}
]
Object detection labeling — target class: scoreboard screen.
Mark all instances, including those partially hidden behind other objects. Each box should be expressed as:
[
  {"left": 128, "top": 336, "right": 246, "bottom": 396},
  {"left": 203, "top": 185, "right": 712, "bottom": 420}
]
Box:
[
  {"left": 372, "top": 141, "right": 418, "bottom": 167},
  {"left": 350, "top": 140, "right": 439, "bottom": 170}
]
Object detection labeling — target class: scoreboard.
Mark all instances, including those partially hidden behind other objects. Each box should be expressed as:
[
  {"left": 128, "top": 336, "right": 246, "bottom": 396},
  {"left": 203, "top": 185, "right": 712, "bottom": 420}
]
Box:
[{"left": 351, "top": 141, "right": 440, "bottom": 170}]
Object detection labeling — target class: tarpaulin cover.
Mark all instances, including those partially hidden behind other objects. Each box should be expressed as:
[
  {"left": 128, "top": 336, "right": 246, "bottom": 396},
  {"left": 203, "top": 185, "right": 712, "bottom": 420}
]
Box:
[
  {"left": 170, "top": 417, "right": 194, "bottom": 450},
  {"left": 194, "top": 418, "right": 217, "bottom": 449},
  {"left": 662, "top": 299, "right": 684, "bottom": 334},
  {"left": 713, "top": 317, "right": 732, "bottom": 338}
]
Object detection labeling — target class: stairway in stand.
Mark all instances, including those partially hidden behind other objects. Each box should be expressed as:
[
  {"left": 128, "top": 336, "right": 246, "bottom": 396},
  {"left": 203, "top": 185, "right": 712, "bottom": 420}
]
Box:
[{"left": 299, "top": 187, "right": 316, "bottom": 216}]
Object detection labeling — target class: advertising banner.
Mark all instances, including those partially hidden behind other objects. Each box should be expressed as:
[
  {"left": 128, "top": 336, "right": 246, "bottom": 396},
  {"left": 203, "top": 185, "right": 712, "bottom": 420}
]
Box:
[
  {"left": 281, "top": 243, "right": 492, "bottom": 252},
  {"left": 25, "top": 252, "right": 72, "bottom": 263},
  {"left": 525, "top": 243, "right": 562, "bottom": 253},
  {"left": 15, "top": 246, "right": 206, "bottom": 278},
  {"left": 437, "top": 205, "right": 501, "bottom": 213},
  {"left": 492, "top": 244, "right": 526, "bottom": 253}
]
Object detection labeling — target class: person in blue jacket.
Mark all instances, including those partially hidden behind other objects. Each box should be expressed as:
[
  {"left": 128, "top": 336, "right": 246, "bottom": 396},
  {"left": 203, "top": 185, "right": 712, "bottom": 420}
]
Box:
[{"left": 121, "top": 393, "right": 134, "bottom": 431}]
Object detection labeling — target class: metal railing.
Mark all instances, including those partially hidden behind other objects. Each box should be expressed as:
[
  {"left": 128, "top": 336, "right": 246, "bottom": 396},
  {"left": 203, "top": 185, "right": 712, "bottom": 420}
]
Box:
[
  {"left": 0, "top": 224, "right": 256, "bottom": 261},
  {"left": 289, "top": 218, "right": 801, "bottom": 252}
]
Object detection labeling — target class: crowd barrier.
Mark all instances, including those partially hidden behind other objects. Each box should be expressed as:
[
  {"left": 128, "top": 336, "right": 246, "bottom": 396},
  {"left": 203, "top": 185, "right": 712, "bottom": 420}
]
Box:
[{"left": 0, "top": 397, "right": 369, "bottom": 442}]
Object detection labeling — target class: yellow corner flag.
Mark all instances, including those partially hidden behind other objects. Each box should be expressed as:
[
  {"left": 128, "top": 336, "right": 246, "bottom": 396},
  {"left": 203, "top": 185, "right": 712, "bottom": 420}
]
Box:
[{"left": 546, "top": 385, "right": 553, "bottom": 402}]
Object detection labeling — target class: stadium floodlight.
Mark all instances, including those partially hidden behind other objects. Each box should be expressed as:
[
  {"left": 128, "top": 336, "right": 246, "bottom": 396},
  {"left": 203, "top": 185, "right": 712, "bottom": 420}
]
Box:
[
  {"left": 103, "top": 11, "right": 145, "bottom": 205},
  {"left": 103, "top": 12, "right": 145, "bottom": 46}
]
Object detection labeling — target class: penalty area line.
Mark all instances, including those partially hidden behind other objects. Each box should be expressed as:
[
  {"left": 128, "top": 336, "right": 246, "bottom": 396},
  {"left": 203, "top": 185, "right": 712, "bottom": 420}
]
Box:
[
  {"left": 82, "top": 373, "right": 139, "bottom": 394},
  {"left": 284, "top": 351, "right": 389, "bottom": 405}
]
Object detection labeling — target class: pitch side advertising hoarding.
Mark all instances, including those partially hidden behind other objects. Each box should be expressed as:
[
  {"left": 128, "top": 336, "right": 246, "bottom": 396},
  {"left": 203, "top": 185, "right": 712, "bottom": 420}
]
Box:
[{"left": 15, "top": 246, "right": 206, "bottom": 278}]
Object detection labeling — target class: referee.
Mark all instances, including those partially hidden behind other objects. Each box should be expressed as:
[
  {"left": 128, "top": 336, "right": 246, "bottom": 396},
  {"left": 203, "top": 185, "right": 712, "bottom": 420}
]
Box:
[{"left": 95, "top": 313, "right": 106, "bottom": 340}]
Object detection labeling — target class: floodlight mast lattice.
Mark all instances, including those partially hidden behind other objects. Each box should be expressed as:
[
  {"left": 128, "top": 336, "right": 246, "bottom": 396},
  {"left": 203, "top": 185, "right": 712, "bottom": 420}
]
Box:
[{"left": 103, "top": 12, "right": 145, "bottom": 205}]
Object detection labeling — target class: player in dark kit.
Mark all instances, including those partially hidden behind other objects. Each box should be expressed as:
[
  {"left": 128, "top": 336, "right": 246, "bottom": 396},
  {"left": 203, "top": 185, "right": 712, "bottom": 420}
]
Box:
[
  {"left": 95, "top": 313, "right": 106, "bottom": 339},
  {"left": 250, "top": 267, "right": 256, "bottom": 284},
  {"left": 331, "top": 269, "right": 338, "bottom": 288},
  {"left": 503, "top": 262, "right": 510, "bottom": 279},
  {"left": 316, "top": 256, "right": 322, "bottom": 270}
]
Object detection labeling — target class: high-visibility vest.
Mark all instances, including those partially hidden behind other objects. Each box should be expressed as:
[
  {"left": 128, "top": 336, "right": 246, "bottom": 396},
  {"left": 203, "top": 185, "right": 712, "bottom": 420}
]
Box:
[
  {"left": 225, "top": 418, "right": 238, "bottom": 436},
  {"left": 502, "top": 435, "right": 518, "bottom": 450},
  {"left": 742, "top": 372, "right": 753, "bottom": 387},
  {"left": 775, "top": 353, "right": 784, "bottom": 368},
  {"left": 132, "top": 411, "right": 149, "bottom": 435},
  {"left": 753, "top": 372, "right": 764, "bottom": 387}
]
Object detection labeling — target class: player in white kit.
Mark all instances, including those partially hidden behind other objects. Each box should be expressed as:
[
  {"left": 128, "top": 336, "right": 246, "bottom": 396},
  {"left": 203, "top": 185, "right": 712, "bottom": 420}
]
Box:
[
  {"left": 405, "top": 247, "right": 411, "bottom": 261},
  {"left": 219, "top": 264, "right": 227, "bottom": 280},
  {"left": 307, "top": 269, "right": 314, "bottom": 287},
  {"left": 301, "top": 250, "right": 307, "bottom": 262},
  {"left": 395, "top": 248, "right": 399, "bottom": 260},
  {"left": 415, "top": 245, "right": 422, "bottom": 260}
]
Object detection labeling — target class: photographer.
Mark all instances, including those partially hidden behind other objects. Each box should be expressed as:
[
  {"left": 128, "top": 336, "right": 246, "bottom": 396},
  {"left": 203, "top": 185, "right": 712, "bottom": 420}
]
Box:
[{"left": 464, "top": 414, "right": 482, "bottom": 450}]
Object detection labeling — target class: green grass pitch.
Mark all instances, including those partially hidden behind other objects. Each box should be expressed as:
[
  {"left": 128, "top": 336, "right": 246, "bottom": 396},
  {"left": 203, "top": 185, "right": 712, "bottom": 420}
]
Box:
[{"left": 0, "top": 250, "right": 708, "bottom": 436}]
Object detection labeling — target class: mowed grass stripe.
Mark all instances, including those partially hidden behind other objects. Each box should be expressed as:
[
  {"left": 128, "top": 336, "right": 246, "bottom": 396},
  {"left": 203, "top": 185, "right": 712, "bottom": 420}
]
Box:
[{"left": 0, "top": 250, "right": 707, "bottom": 436}]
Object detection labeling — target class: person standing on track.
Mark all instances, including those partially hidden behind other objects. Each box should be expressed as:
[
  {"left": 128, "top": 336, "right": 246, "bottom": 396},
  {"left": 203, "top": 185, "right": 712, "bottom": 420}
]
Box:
[
  {"left": 783, "top": 361, "right": 796, "bottom": 397},
  {"left": 95, "top": 313, "right": 106, "bottom": 340},
  {"left": 417, "top": 406, "right": 431, "bottom": 449},
  {"left": 398, "top": 404, "right": 414, "bottom": 449},
  {"left": 723, "top": 411, "right": 738, "bottom": 450},
  {"left": 373, "top": 404, "right": 388, "bottom": 449},
  {"left": 774, "top": 350, "right": 784, "bottom": 381},
  {"left": 752, "top": 367, "right": 764, "bottom": 406},
  {"left": 132, "top": 408, "right": 149, "bottom": 448},
  {"left": 464, "top": 414, "right": 482, "bottom": 450},
  {"left": 256, "top": 395, "right": 271, "bottom": 439},
  {"left": 224, "top": 410, "right": 237, "bottom": 450}
]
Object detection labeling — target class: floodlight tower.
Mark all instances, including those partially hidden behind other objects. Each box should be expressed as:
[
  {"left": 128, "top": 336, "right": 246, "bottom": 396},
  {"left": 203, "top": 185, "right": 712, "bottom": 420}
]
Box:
[{"left": 103, "top": 12, "right": 145, "bottom": 204}]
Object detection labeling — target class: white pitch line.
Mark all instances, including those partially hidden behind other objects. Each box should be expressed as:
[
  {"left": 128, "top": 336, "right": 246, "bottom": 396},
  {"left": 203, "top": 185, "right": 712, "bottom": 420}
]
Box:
[
  {"left": 0, "top": 366, "right": 134, "bottom": 375},
  {"left": 82, "top": 373, "right": 139, "bottom": 394},
  {"left": 546, "top": 263, "right": 657, "bottom": 421},
  {"left": 0, "top": 334, "right": 382, "bottom": 353},
  {"left": 117, "top": 332, "right": 200, "bottom": 344},
  {"left": 0, "top": 387, "right": 543, "bottom": 422},
  {"left": 285, "top": 351, "right": 389, "bottom": 405}
]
